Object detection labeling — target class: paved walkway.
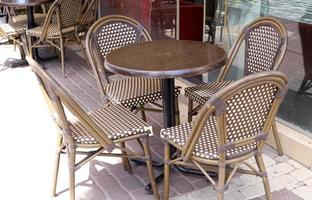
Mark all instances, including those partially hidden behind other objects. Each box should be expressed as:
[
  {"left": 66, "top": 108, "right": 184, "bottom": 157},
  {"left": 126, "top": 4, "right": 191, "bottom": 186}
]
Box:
[{"left": 0, "top": 45, "right": 312, "bottom": 200}]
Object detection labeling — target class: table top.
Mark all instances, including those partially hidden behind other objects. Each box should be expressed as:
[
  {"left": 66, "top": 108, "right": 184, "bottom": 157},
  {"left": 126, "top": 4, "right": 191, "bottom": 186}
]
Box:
[
  {"left": 0, "top": 0, "right": 51, "bottom": 6},
  {"left": 105, "top": 40, "right": 227, "bottom": 79}
]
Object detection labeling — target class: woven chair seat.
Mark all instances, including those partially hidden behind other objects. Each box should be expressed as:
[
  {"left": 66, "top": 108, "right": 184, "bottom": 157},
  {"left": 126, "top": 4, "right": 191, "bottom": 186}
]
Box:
[
  {"left": 26, "top": 24, "right": 75, "bottom": 37},
  {"left": 12, "top": 13, "right": 46, "bottom": 24},
  {"left": 0, "top": 16, "right": 47, "bottom": 36},
  {"left": 161, "top": 118, "right": 256, "bottom": 160},
  {"left": 0, "top": 22, "right": 26, "bottom": 36},
  {"left": 104, "top": 77, "right": 181, "bottom": 108},
  {"left": 70, "top": 104, "right": 151, "bottom": 146},
  {"left": 185, "top": 81, "right": 233, "bottom": 105}
]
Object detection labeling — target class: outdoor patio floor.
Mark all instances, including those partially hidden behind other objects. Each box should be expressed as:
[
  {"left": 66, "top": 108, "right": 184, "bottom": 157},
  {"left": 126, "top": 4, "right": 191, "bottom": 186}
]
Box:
[{"left": 1, "top": 44, "right": 312, "bottom": 200}]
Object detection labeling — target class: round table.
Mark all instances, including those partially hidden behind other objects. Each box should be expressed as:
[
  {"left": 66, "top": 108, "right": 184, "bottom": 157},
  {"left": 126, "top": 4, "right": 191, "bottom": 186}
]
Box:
[
  {"left": 105, "top": 39, "right": 227, "bottom": 193},
  {"left": 105, "top": 39, "right": 227, "bottom": 128}
]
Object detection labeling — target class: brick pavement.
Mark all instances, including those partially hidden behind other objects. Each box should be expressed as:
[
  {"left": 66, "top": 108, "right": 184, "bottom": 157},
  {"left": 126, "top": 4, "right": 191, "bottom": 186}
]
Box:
[{"left": 1, "top": 44, "right": 311, "bottom": 199}]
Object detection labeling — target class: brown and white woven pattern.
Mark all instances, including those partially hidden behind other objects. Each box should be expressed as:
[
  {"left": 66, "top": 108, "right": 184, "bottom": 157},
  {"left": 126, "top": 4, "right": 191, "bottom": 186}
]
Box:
[
  {"left": 104, "top": 77, "right": 181, "bottom": 108},
  {"left": 59, "top": 0, "right": 82, "bottom": 28},
  {"left": 26, "top": 24, "right": 75, "bottom": 37},
  {"left": 0, "top": 15, "right": 46, "bottom": 36},
  {"left": 184, "top": 81, "right": 233, "bottom": 104},
  {"left": 225, "top": 83, "right": 277, "bottom": 142},
  {"left": 161, "top": 117, "right": 256, "bottom": 160},
  {"left": 94, "top": 21, "right": 145, "bottom": 57},
  {"left": 244, "top": 25, "right": 282, "bottom": 75},
  {"left": 70, "top": 104, "right": 152, "bottom": 144},
  {"left": 12, "top": 13, "right": 46, "bottom": 24}
]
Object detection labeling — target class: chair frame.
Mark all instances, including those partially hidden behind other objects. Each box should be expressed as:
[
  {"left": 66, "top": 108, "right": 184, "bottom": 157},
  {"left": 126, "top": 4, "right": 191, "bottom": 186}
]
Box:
[
  {"left": 85, "top": 15, "right": 180, "bottom": 124},
  {"left": 163, "top": 71, "right": 288, "bottom": 200},
  {"left": 26, "top": 56, "right": 160, "bottom": 200},
  {"left": 187, "top": 16, "right": 288, "bottom": 156}
]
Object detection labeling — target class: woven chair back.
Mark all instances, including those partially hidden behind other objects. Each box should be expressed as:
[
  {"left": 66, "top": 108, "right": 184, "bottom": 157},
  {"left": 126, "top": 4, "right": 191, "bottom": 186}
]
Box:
[
  {"left": 184, "top": 71, "right": 288, "bottom": 160},
  {"left": 58, "top": 0, "right": 81, "bottom": 28},
  {"left": 85, "top": 15, "right": 152, "bottom": 95},
  {"left": 79, "top": 0, "right": 98, "bottom": 26},
  {"left": 217, "top": 16, "right": 288, "bottom": 81},
  {"left": 26, "top": 57, "right": 112, "bottom": 148}
]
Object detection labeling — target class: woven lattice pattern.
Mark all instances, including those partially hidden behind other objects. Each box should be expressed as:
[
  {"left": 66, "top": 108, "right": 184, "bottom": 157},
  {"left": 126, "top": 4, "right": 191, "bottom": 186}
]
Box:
[
  {"left": 225, "top": 83, "right": 277, "bottom": 142},
  {"left": 12, "top": 14, "right": 46, "bottom": 24},
  {"left": 161, "top": 118, "right": 256, "bottom": 160},
  {"left": 185, "top": 81, "right": 233, "bottom": 104},
  {"left": 104, "top": 77, "right": 181, "bottom": 107},
  {"left": 70, "top": 104, "right": 151, "bottom": 144},
  {"left": 59, "top": 0, "right": 81, "bottom": 28},
  {"left": 0, "top": 16, "right": 46, "bottom": 36},
  {"left": 26, "top": 24, "right": 75, "bottom": 37},
  {"left": 245, "top": 25, "right": 282, "bottom": 75},
  {"left": 94, "top": 21, "right": 145, "bottom": 57}
]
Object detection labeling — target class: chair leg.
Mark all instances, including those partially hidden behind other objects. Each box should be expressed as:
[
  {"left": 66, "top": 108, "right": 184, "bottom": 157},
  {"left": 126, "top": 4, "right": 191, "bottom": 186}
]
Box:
[
  {"left": 163, "top": 142, "right": 170, "bottom": 200},
  {"left": 187, "top": 99, "right": 193, "bottom": 122},
  {"left": 175, "top": 96, "right": 180, "bottom": 125},
  {"left": 140, "top": 108, "right": 147, "bottom": 122},
  {"left": 51, "top": 133, "right": 63, "bottom": 197},
  {"left": 216, "top": 165, "right": 226, "bottom": 200},
  {"left": 59, "top": 38, "right": 65, "bottom": 77},
  {"left": 67, "top": 143, "right": 76, "bottom": 200},
  {"left": 27, "top": 35, "right": 33, "bottom": 59},
  {"left": 141, "top": 137, "right": 160, "bottom": 200},
  {"left": 120, "top": 142, "right": 133, "bottom": 173},
  {"left": 255, "top": 154, "right": 272, "bottom": 200},
  {"left": 271, "top": 120, "right": 283, "bottom": 156}
]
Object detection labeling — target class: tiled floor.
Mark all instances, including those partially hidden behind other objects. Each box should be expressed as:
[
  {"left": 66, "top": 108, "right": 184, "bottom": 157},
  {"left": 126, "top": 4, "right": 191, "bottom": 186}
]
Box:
[{"left": 0, "top": 45, "right": 312, "bottom": 200}]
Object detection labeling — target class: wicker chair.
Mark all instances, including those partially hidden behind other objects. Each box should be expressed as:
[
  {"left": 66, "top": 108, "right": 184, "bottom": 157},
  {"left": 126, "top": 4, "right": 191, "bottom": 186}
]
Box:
[
  {"left": 86, "top": 15, "right": 181, "bottom": 123},
  {"left": 26, "top": 56, "right": 160, "bottom": 200},
  {"left": 0, "top": 5, "right": 47, "bottom": 59},
  {"left": 26, "top": 0, "right": 82, "bottom": 76},
  {"left": 161, "top": 71, "right": 288, "bottom": 200},
  {"left": 185, "top": 16, "right": 288, "bottom": 156}
]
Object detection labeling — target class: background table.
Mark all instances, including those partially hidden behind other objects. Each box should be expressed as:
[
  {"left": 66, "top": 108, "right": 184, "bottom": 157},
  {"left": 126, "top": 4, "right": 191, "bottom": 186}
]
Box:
[{"left": 105, "top": 39, "right": 227, "bottom": 193}]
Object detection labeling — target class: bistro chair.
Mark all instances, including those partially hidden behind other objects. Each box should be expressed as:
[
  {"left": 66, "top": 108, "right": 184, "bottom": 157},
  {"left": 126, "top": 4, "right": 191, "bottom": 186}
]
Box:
[
  {"left": 26, "top": 0, "right": 82, "bottom": 76},
  {"left": 26, "top": 56, "right": 160, "bottom": 200},
  {"left": 0, "top": 5, "right": 47, "bottom": 59},
  {"left": 185, "top": 16, "right": 288, "bottom": 156},
  {"left": 161, "top": 71, "right": 288, "bottom": 200},
  {"left": 86, "top": 15, "right": 181, "bottom": 124}
]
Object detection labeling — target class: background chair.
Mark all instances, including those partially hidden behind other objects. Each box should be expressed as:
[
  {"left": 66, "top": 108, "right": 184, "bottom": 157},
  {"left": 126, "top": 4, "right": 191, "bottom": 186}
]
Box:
[
  {"left": 27, "top": 56, "right": 160, "bottom": 200},
  {"left": 86, "top": 15, "right": 181, "bottom": 124},
  {"left": 161, "top": 71, "right": 288, "bottom": 200},
  {"left": 0, "top": 5, "right": 47, "bottom": 59},
  {"left": 185, "top": 16, "right": 288, "bottom": 156},
  {"left": 26, "top": 0, "right": 82, "bottom": 76}
]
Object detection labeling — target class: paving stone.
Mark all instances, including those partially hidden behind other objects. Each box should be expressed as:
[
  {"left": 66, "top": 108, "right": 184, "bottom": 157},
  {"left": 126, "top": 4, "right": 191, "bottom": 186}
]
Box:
[
  {"left": 267, "top": 163, "right": 295, "bottom": 177},
  {"left": 91, "top": 174, "right": 121, "bottom": 191},
  {"left": 239, "top": 174, "right": 262, "bottom": 186},
  {"left": 251, "top": 188, "right": 303, "bottom": 200},
  {"left": 187, "top": 186, "right": 215, "bottom": 200},
  {"left": 303, "top": 177, "right": 312, "bottom": 187},
  {"left": 119, "top": 176, "right": 144, "bottom": 191},
  {"left": 286, "top": 181, "right": 305, "bottom": 190},
  {"left": 269, "top": 174, "right": 297, "bottom": 191},
  {"left": 171, "top": 177, "right": 196, "bottom": 194},
  {"left": 262, "top": 154, "right": 276, "bottom": 167},
  {"left": 290, "top": 167, "right": 312, "bottom": 182},
  {"left": 288, "top": 159, "right": 303, "bottom": 169},
  {"left": 240, "top": 183, "right": 265, "bottom": 199},
  {"left": 292, "top": 186, "right": 312, "bottom": 200},
  {"left": 106, "top": 187, "right": 132, "bottom": 200},
  {"left": 129, "top": 188, "right": 154, "bottom": 200}
]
